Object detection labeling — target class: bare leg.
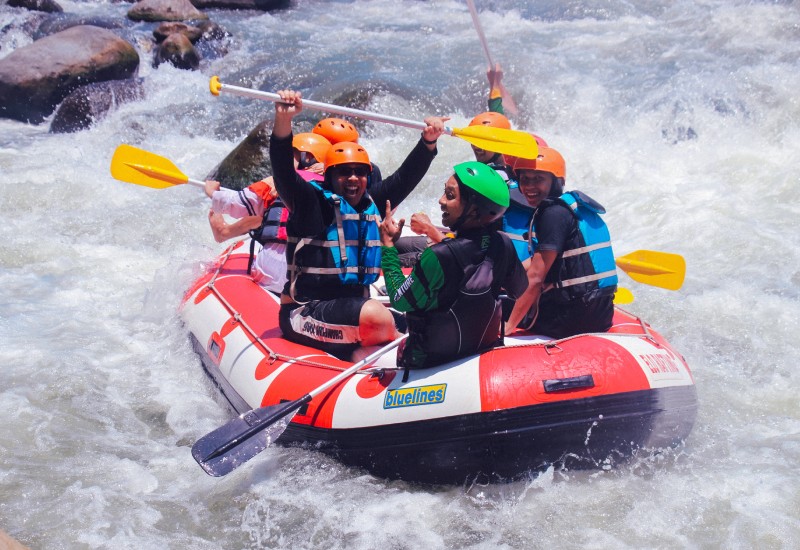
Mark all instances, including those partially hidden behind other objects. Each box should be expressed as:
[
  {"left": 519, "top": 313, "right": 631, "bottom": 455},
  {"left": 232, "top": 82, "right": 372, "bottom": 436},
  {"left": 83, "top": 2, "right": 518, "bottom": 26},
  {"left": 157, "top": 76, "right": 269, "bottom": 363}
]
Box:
[{"left": 358, "top": 299, "right": 401, "bottom": 346}]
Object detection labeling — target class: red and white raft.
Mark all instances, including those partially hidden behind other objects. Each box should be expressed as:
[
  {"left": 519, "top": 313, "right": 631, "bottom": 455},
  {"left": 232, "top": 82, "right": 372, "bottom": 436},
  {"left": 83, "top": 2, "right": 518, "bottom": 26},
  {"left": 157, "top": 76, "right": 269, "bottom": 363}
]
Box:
[{"left": 181, "top": 240, "right": 697, "bottom": 484}]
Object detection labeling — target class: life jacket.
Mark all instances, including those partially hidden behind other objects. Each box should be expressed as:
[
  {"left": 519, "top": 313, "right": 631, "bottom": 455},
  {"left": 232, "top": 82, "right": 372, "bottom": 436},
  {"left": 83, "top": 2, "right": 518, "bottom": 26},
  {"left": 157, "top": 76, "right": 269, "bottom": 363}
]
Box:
[
  {"left": 501, "top": 180, "right": 535, "bottom": 261},
  {"left": 529, "top": 190, "right": 618, "bottom": 303},
  {"left": 286, "top": 180, "right": 382, "bottom": 302},
  {"left": 485, "top": 163, "right": 535, "bottom": 262},
  {"left": 247, "top": 170, "right": 320, "bottom": 275},
  {"left": 400, "top": 232, "right": 506, "bottom": 374}
]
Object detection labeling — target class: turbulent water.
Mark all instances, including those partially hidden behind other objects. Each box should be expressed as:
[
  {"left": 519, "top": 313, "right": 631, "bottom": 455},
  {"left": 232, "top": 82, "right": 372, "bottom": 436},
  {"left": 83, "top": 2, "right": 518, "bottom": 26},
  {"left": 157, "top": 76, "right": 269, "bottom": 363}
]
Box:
[{"left": 1, "top": 0, "right": 799, "bottom": 548}]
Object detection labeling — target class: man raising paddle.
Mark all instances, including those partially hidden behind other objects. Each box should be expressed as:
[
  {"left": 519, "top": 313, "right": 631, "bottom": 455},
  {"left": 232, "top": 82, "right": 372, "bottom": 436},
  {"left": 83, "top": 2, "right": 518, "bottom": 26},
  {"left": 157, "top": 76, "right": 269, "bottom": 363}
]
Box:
[{"left": 269, "top": 89, "right": 448, "bottom": 360}]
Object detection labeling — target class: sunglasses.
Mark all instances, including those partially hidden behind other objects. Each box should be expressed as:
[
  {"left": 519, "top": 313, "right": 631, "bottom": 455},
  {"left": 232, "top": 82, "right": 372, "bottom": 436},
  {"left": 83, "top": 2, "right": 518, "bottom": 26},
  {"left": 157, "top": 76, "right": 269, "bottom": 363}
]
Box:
[
  {"left": 335, "top": 165, "right": 370, "bottom": 178},
  {"left": 298, "top": 151, "right": 318, "bottom": 168}
]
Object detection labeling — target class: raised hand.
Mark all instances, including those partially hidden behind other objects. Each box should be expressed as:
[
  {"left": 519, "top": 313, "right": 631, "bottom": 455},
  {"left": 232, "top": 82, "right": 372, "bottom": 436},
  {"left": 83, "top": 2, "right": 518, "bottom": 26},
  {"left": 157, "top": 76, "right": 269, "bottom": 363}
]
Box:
[{"left": 379, "top": 200, "right": 405, "bottom": 247}]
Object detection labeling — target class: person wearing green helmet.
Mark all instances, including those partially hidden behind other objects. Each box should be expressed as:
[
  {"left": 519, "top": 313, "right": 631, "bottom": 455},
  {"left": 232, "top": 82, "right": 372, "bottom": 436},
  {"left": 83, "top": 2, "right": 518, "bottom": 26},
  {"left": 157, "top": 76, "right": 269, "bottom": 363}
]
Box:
[{"left": 379, "top": 161, "right": 528, "bottom": 373}]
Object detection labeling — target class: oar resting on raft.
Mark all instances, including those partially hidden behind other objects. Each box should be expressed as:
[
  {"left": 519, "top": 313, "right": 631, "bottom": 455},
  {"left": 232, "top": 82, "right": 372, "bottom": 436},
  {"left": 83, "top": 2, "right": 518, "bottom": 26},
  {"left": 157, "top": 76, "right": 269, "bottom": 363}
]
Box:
[
  {"left": 192, "top": 334, "right": 408, "bottom": 477},
  {"left": 208, "top": 76, "right": 539, "bottom": 160}
]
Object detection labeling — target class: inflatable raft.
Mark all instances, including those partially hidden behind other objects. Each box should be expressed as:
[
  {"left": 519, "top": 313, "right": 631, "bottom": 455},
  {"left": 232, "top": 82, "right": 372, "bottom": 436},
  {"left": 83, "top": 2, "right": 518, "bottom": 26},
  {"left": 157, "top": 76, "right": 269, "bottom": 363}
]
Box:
[{"left": 181, "top": 240, "right": 697, "bottom": 484}]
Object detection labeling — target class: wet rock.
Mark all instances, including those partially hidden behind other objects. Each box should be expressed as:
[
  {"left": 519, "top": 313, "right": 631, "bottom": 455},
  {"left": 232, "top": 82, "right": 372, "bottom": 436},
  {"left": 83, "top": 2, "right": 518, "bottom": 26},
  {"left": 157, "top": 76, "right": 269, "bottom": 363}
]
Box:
[
  {"left": 189, "top": 0, "right": 288, "bottom": 11},
  {"left": 8, "top": 0, "right": 63, "bottom": 14},
  {"left": 153, "top": 22, "right": 202, "bottom": 43},
  {"left": 197, "top": 20, "right": 229, "bottom": 41},
  {"left": 154, "top": 33, "right": 199, "bottom": 70},
  {"left": 0, "top": 25, "right": 139, "bottom": 124},
  {"left": 128, "top": 0, "right": 208, "bottom": 22},
  {"left": 50, "top": 78, "right": 145, "bottom": 133},
  {"left": 206, "top": 120, "right": 271, "bottom": 190},
  {"left": 32, "top": 15, "right": 125, "bottom": 40},
  {"left": 193, "top": 20, "right": 230, "bottom": 60}
]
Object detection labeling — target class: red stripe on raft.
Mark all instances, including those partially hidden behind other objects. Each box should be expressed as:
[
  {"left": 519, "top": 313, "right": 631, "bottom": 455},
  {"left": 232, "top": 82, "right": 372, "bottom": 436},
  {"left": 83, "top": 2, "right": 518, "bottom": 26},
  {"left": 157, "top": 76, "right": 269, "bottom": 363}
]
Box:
[{"left": 479, "top": 332, "right": 651, "bottom": 411}]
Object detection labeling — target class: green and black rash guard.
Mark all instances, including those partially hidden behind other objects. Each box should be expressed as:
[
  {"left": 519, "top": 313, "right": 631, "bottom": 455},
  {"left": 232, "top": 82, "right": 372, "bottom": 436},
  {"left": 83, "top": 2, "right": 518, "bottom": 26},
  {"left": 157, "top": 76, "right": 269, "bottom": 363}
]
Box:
[{"left": 382, "top": 229, "right": 528, "bottom": 368}]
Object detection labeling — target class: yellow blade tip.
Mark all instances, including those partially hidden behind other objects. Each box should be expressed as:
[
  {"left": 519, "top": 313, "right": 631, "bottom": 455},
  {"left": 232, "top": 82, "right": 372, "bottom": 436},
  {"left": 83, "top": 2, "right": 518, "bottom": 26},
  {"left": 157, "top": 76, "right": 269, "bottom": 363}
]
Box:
[{"left": 210, "top": 76, "right": 221, "bottom": 96}]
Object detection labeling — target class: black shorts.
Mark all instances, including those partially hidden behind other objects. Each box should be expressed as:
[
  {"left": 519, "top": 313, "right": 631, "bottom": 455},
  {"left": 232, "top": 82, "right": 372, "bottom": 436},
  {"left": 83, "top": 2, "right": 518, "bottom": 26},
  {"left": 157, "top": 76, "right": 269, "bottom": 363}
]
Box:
[{"left": 279, "top": 297, "right": 370, "bottom": 359}]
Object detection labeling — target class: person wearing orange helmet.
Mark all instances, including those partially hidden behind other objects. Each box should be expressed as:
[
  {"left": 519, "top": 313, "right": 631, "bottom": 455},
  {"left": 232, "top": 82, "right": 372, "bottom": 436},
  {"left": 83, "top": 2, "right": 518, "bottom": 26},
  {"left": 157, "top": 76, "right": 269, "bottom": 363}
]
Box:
[
  {"left": 504, "top": 146, "right": 618, "bottom": 339},
  {"left": 203, "top": 132, "right": 332, "bottom": 293},
  {"left": 312, "top": 117, "right": 360, "bottom": 144},
  {"left": 269, "top": 89, "right": 448, "bottom": 359},
  {"left": 468, "top": 63, "right": 513, "bottom": 165},
  {"left": 313, "top": 116, "right": 384, "bottom": 186}
]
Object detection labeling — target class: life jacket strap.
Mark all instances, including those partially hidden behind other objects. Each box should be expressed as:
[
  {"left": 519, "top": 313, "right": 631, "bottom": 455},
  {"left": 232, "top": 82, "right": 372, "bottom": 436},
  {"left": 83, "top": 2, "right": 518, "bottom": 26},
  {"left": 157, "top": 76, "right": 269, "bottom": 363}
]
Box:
[
  {"left": 561, "top": 241, "right": 612, "bottom": 258},
  {"left": 333, "top": 197, "right": 348, "bottom": 265},
  {"left": 556, "top": 269, "right": 618, "bottom": 289}
]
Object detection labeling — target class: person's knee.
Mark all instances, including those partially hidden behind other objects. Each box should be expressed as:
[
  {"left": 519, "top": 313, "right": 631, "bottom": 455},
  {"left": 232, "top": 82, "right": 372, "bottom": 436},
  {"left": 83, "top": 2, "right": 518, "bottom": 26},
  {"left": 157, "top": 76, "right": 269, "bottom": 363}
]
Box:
[{"left": 359, "top": 299, "right": 397, "bottom": 345}]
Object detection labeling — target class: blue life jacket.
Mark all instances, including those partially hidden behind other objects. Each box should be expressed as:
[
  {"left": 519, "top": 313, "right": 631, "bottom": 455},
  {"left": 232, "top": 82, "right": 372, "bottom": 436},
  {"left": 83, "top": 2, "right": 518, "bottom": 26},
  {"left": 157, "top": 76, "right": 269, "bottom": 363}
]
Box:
[
  {"left": 529, "top": 190, "right": 618, "bottom": 302},
  {"left": 287, "top": 181, "right": 382, "bottom": 301},
  {"left": 501, "top": 179, "right": 535, "bottom": 261}
]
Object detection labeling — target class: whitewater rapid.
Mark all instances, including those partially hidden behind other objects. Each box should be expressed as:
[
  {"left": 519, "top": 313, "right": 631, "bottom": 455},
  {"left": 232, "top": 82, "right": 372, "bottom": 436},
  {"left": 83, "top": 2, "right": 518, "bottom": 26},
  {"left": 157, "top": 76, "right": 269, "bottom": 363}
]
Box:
[{"left": 1, "top": 0, "right": 798, "bottom": 548}]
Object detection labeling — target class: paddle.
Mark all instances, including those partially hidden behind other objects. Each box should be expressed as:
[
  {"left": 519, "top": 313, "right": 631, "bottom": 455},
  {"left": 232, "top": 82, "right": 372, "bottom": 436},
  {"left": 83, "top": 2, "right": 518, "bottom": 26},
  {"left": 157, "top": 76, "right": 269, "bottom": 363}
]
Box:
[
  {"left": 465, "top": 0, "right": 519, "bottom": 115},
  {"left": 110, "top": 144, "right": 205, "bottom": 190},
  {"left": 192, "top": 334, "right": 408, "bottom": 477},
  {"left": 615, "top": 249, "right": 686, "bottom": 291},
  {"left": 614, "top": 287, "right": 635, "bottom": 304},
  {"left": 208, "top": 76, "right": 538, "bottom": 159}
]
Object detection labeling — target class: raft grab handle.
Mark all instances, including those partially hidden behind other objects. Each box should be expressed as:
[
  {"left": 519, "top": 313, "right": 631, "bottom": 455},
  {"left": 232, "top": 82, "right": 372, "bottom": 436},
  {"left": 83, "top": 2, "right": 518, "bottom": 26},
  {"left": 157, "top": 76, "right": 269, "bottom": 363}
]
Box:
[{"left": 543, "top": 374, "right": 595, "bottom": 393}]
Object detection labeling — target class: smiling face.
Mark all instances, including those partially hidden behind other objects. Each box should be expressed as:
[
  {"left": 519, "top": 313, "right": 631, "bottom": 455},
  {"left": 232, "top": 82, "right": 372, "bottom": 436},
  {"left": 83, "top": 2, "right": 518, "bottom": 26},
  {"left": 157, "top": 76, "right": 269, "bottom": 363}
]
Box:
[
  {"left": 439, "top": 175, "right": 468, "bottom": 229},
  {"left": 516, "top": 169, "right": 555, "bottom": 208},
  {"left": 330, "top": 163, "right": 370, "bottom": 205}
]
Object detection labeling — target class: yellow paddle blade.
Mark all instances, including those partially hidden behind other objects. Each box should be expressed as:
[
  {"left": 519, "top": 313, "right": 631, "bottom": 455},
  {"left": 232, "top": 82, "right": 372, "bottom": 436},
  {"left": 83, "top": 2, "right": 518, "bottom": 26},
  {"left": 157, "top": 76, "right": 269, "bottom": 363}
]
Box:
[
  {"left": 613, "top": 287, "right": 635, "bottom": 305},
  {"left": 451, "top": 126, "right": 539, "bottom": 159},
  {"left": 110, "top": 144, "right": 190, "bottom": 189},
  {"left": 615, "top": 249, "right": 686, "bottom": 291}
]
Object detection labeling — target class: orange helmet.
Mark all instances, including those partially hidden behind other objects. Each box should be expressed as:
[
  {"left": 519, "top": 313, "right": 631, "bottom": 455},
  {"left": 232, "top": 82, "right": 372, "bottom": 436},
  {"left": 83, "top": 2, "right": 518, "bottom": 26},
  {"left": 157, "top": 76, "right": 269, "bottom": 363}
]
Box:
[
  {"left": 511, "top": 146, "right": 565, "bottom": 180},
  {"left": 502, "top": 133, "right": 549, "bottom": 168},
  {"left": 292, "top": 132, "right": 331, "bottom": 164},
  {"left": 324, "top": 142, "right": 371, "bottom": 173},
  {"left": 313, "top": 118, "right": 359, "bottom": 144},
  {"left": 468, "top": 111, "right": 511, "bottom": 130}
]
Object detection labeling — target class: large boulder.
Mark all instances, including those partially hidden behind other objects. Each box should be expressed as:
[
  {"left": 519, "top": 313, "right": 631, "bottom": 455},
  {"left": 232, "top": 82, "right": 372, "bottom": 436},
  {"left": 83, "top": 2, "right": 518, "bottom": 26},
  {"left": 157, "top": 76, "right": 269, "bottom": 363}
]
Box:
[
  {"left": 206, "top": 120, "right": 271, "bottom": 190},
  {"left": 0, "top": 25, "right": 139, "bottom": 124},
  {"left": 190, "top": 0, "right": 287, "bottom": 10},
  {"left": 154, "top": 33, "right": 199, "bottom": 70},
  {"left": 49, "top": 78, "right": 145, "bottom": 133},
  {"left": 128, "top": 0, "right": 208, "bottom": 22},
  {"left": 32, "top": 15, "right": 125, "bottom": 40},
  {"left": 7, "top": 0, "right": 63, "bottom": 13}
]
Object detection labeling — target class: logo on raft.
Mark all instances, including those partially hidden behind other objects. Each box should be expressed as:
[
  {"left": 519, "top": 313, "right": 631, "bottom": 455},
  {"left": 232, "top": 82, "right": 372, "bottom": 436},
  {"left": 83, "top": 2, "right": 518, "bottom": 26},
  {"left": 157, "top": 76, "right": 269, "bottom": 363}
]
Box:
[{"left": 384, "top": 384, "right": 447, "bottom": 409}]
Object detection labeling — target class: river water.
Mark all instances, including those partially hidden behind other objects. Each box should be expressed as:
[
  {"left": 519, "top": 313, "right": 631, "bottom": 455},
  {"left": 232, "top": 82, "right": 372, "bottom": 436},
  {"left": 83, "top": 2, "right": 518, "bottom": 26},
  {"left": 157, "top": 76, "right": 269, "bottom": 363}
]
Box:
[{"left": 1, "top": 0, "right": 799, "bottom": 548}]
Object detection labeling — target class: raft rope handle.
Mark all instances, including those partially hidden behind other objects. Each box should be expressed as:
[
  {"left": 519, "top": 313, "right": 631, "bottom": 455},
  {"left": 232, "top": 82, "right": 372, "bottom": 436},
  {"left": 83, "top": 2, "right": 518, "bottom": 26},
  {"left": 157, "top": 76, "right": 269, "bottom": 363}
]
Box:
[
  {"left": 198, "top": 246, "right": 662, "bottom": 370},
  {"left": 200, "top": 242, "right": 370, "bottom": 373}
]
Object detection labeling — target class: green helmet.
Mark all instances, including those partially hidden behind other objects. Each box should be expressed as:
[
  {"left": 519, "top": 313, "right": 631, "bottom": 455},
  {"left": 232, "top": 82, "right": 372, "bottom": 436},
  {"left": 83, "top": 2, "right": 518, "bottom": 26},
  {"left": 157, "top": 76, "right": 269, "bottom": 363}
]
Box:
[{"left": 453, "top": 161, "right": 509, "bottom": 224}]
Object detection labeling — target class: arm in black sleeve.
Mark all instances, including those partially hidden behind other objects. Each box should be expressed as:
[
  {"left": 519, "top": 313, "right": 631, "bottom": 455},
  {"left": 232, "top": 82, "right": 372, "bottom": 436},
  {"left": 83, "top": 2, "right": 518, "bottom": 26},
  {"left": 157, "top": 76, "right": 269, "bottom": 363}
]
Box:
[
  {"left": 370, "top": 138, "right": 437, "bottom": 209},
  {"left": 535, "top": 205, "right": 575, "bottom": 254},
  {"left": 269, "top": 132, "right": 316, "bottom": 214}
]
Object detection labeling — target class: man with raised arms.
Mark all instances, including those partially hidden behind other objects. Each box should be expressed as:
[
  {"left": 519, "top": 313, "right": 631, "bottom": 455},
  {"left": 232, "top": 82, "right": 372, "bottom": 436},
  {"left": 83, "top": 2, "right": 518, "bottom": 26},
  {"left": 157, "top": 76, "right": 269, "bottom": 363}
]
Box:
[{"left": 269, "top": 89, "right": 448, "bottom": 359}]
